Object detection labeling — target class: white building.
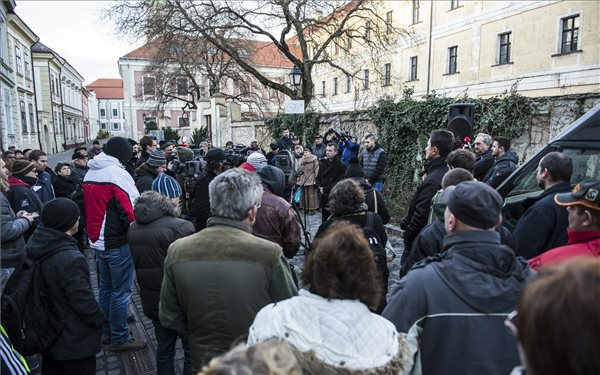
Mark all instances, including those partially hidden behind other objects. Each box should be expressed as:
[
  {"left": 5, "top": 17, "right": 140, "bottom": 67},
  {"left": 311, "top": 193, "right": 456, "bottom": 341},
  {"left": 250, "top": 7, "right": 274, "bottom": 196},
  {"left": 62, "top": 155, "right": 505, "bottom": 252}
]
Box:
[{"left": 85, "top": 78, "right": 126, "bottom": 138}]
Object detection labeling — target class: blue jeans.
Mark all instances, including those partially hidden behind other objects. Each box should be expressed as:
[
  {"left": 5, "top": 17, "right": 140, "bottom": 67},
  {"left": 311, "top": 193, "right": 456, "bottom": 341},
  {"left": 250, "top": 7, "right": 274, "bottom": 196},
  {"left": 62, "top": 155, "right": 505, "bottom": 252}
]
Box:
[
  {"left": 96, "top": 244, "right": 134, "bottom": 345},
  {"left": 153, "top": 321, "right": 192, "bottom": 375},
  {"left": 372, "top": 181, "right": 384, "bottom": 192}
]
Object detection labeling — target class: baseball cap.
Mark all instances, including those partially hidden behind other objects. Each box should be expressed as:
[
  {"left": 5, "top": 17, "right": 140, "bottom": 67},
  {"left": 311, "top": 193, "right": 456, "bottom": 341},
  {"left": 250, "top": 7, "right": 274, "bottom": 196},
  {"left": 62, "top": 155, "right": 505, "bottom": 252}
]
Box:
[
  {"left": 554, "top": 180, "right": 600, "bottom": 212},
  {"left": 440, "top": 181, "right": 503, "bottom": 229}
]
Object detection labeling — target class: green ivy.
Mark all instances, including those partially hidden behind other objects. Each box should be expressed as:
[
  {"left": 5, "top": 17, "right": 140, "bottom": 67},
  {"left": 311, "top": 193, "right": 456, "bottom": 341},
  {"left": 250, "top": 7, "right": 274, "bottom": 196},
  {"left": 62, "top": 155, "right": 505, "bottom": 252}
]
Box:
[
  {"left": 162, "top": 126, "right": 180, "bottom": 142},
  {"left": 264, "top": 112, "right": 321, "bottom": 145},
  {"left": 369, "top": 87, "right": 541, "bottom": 220},
  {"left": 190, "top": 127, "right": 208, "bottom": 145}
]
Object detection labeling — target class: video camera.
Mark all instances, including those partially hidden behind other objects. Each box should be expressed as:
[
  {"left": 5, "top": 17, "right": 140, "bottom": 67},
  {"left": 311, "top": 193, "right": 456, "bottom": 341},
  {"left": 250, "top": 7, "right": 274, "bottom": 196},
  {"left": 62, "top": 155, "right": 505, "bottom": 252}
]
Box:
[
  {"left": 275, "top": 151, "right": 297, "bottom": 189},
  {"left": 224, "top": 144, "right": 246, "bottom": 169},
  {"left": 324, "top": 128, "right": 351, "bottom": 143}
]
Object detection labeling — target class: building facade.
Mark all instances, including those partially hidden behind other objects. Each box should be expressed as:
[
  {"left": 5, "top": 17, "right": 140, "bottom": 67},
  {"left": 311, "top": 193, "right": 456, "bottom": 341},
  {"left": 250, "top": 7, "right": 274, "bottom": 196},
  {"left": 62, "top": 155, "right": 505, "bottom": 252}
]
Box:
[
  {"left": 0, "top": 1, "right": 16, "bottom": 152},
  {"left": 1, "top": 5, "right": 39, "bottom": 151},
  {"left": 118, "top": 40, "right": 291, "bottom": 143},
  {"left": 310, "top": 0, "right": 600, "bottom": 112},
  {"left": 85, "top": 78, "right": 126, "bottom": 138}
]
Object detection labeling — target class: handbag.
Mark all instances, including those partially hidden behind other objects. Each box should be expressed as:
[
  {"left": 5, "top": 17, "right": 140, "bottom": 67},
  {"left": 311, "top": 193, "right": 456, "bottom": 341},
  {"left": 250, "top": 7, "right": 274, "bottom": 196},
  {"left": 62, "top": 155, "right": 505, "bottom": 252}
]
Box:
[{"left": 373, "top": 190, "right": 397, "bottom": 261}]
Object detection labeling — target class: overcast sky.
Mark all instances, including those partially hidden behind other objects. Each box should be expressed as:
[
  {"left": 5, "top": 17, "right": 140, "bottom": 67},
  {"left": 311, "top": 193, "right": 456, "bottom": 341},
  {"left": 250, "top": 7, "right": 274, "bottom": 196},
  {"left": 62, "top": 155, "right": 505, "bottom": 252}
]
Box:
[{"left": 16, "top": 1, "right": 141, "bottom": 85}]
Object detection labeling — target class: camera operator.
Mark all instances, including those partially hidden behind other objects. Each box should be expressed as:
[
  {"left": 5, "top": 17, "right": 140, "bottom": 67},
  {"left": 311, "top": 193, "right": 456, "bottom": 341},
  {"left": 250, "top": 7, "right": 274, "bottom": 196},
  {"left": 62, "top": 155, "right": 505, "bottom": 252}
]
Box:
[
  {"left": 266, "top": 143, "right": 279, "bottom": 166},
  {"left": 170, "top": 147, "right": 201, "bottom": 219},
  {"left": 188, "top": 148, "right": 226, "bottom": 231},
  {"left": 340, "top": 135, "right": 359, "bottom": 166}
]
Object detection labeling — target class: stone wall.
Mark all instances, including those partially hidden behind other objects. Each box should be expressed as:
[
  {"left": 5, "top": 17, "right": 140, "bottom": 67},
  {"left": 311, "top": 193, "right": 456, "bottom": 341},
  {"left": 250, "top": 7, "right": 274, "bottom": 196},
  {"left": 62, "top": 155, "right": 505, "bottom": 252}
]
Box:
[{"left": 222, "top": 93, "right": 600, "bottom": 160}]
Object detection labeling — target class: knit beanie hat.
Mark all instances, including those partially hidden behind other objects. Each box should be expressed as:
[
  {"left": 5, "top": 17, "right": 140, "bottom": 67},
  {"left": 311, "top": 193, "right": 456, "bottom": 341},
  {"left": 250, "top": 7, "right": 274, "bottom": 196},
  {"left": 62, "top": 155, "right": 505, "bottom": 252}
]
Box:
[
  {"left": 345, "top": 157, "right": 365, "bottom": 178},
  {"left": 104, "top": 137, "right": 133, "bottom": 164},
  {"left": 247, "top": 152, "right": 268, "bottom": 170},
  {"left": 151, "top": 173, "right": 182, "bottom": 198},
  {"left": 41, "top": 198, "right": 80, "bottom": 232},
  {"left": 147, "top": 150, "right": 167, "bottom": 167},
  {"left": 10, "top": 160, "right": 35, "bottom": 178}
]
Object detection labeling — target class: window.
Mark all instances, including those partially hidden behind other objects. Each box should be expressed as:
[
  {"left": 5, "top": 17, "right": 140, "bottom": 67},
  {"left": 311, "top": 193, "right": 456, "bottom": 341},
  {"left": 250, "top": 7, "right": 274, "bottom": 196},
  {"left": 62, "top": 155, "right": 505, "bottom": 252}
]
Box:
[
  {"left": 20, "top": 101, "right": 27, "bottom": 133},
  {"left": 177, "top": 77, "right": 189, "bottom": 96},
  {"left": 383, "top": 63, "right": 391, "bottom": 86},
  {"left": 345, "top": 75, "right": 352, "bottom": 93},
  {"left": 143, "top": 76, "right": 156, "bottom": 96},
  {"left": 498, "top": 32, "right": 512, "bottom": 64},
  {"left": 363, "top": 69, "right": 369, "bottom": 90},
  {"left": 3, "top": 89, "right": 13, "bottom": 134},
  {"left": 15, "top": 46, "right": 22, "bottom": 75},
  {"left": 0, "top": 16, "right": 8, "bottom": 62},
  {"left": 365, "top": 20, "right": 371, "bottom": 40},
  {"left": 112, "top": 108, "right": 118, "bottom": 117},
  {"left": 450, "top": 0, "right": 460, "bottom": 9},
  {"left": 179, "top": 117, "right": 189, "bottom": 127},
  {"left": 100, "top": 108, "right": 106, "bottom": 118},
  {"left": 112, "top": 122, "right": 119, "bottom": 130},
  {"left": 333, "top": 77, "right": 338, "bottom": 95},
  {"left": 409, "top": 56, "right": 418, "bottom": 81},
  {"left": 412, "top": 0, "right": 420, "bottom": 24},
  {"left": 386, "top": 11, "right": 393, "bottom": 34},
  {"left": 448, "top": 46, "right": 458, "bottom": 74},
  {"left": 28, "top": 103, "right": 35, "bottom": 133},
  {"left": 561, "top": 15, "right": 579, "bottom": 54},
  {"left": 321, "top": 80, "right": 326, "bottom": 97},
  {"left": 24, "top": 52, "right": 30, "bottom": 79}
]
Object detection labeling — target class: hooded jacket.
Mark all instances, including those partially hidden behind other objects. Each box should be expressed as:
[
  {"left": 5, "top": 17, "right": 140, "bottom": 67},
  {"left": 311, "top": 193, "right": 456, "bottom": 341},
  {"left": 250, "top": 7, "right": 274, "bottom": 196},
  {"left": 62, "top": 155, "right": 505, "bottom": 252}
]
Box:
[
  {"left": 134, "top": 163, "right": 160, "bottom": 193},
  {"left": 248, "top": 289, "right": 411, "bottom": 375},
  {"left": 83, "top": 152, "right": 139, "bottom": 251},
  {"left": 1, "top": 193, "right": 30, "bottom": 268},
  {"left": 512, "top": 181, "right": 572, "bottom": 259},
  {"left": 254, "top": 166, "right": 301, "bottom": 258},
  {"left": 26, "top": 226, "right": 104, "bottom": 361},
  {"left": 484, "top": 149, "right": 519, "bottom": 188},
  {"left": 128, "top": 193, "right": 194, "bottom": 321},
  {"left": 383, "top": 230, "right": 534, "bottom": 375}
]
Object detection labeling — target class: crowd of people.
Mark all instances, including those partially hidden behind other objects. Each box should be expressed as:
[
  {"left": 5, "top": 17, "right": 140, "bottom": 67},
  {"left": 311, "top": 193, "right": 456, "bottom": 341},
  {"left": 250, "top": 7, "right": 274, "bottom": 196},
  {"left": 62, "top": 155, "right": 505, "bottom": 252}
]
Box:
[{"left": 0, "top": 126, "right": 598, "bottom": 375}]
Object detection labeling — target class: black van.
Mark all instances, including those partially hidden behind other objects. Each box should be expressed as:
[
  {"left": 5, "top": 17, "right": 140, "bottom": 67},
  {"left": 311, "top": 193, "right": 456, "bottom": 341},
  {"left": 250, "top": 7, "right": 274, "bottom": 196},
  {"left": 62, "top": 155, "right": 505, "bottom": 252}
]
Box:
[{"left": 497, "top": 103, "right": 600, "bottom": 231}]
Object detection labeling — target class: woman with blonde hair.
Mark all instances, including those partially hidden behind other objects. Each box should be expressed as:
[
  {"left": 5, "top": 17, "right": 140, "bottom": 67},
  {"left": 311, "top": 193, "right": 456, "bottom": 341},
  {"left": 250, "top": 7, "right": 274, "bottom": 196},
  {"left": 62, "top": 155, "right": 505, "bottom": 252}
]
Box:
[{"left": 248, "top": 222, "right": 410, "bottom": 375}]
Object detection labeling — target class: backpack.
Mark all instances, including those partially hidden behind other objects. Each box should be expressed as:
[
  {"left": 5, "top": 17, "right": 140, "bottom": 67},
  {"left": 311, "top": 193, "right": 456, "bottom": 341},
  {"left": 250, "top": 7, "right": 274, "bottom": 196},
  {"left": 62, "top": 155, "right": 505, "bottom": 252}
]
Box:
[
  {"left": 0, "top": 252, "right": 64, "bottom": 356},
  {"left": 362, "top": 212, "right": 390, "bottom": 313}
]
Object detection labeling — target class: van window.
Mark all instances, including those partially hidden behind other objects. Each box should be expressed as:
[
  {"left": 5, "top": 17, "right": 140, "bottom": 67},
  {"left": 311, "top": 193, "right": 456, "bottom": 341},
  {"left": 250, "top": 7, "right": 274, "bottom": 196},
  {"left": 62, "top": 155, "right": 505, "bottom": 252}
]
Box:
[{"left": 507, "top": 147, "right": 600, "bottom": 198}]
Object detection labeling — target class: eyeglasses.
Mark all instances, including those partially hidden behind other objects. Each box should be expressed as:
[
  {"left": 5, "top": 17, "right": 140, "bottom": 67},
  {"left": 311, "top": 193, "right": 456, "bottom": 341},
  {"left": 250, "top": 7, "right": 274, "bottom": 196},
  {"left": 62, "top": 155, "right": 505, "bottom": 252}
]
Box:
[{"left": 504, "top": 310, "right": 519, "bottom": 337}]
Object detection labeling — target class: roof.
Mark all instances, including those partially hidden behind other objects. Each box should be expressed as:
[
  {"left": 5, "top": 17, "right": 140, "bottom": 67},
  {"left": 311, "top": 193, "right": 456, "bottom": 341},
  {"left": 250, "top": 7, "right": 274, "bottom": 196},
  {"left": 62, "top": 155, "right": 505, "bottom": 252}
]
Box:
[
  {"left": 122, "top": 38, "right": 295, "bottom": 69},
  {"left": 31, "top": 41, "right": 85, "bottom": 81},
  {"left": 85, "top": 79, "right": 124, "bottom": 99}
]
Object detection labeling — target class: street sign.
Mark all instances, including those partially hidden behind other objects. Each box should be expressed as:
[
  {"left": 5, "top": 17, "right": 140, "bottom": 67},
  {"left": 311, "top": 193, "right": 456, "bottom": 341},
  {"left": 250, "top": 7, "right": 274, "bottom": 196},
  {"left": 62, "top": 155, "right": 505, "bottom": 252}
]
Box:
[{"left": 285, "top": 100, "right": 305, "bottom": 114}]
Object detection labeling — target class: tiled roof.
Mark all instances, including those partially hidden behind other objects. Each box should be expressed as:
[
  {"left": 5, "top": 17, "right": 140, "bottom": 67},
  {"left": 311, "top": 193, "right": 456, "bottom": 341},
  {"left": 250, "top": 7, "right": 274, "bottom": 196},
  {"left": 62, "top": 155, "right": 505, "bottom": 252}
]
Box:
[
  {"left": 86, "top": 79, "right": 124, "bottom": 99},
  {"left": 122, "top": 39, "right": 296, "bottom": 69}
]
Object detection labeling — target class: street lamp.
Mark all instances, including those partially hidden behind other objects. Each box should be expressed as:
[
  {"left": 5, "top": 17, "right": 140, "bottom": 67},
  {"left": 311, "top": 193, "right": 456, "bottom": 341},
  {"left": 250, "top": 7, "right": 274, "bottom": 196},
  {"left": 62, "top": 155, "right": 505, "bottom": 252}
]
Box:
[
  {"left": 288, "top": 65, "right": 303, "bottom": 140},
  {"left": 288, "top": 65, "right": 302, "bottom": 99}
]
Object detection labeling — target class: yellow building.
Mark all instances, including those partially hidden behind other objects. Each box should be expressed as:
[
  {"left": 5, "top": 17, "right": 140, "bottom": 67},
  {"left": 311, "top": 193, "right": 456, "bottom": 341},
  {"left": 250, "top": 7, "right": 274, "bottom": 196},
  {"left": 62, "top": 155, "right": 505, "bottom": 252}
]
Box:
[{"left": 311, "top": 0, "right": 600, "bottom": 112}]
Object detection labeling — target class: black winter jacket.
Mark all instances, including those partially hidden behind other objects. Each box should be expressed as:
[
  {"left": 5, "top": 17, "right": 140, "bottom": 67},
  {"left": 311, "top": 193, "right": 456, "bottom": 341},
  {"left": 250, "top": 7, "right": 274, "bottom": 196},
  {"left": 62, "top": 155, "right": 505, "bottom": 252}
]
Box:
[
  {"left": 134, "top": 164, "right": 160, "bottom": 193},
  {"left": 70, "top": 165, "right": 88, "bottom": 188},
  {"left": 360, "top": 144, "right": 387, "bottom": 183},
  {"left": 189, "top": 171, "right": 218, "bottom": 231},
  {"left": 512, "top": 181, "right": 571, "bottom": 259},
  {"left": 128, "top": 196, "right": 194, "bottom": 321},
  {"left": 52, "top": 175, "right": 76, "bottom": 198},
  {"left": 384, "top": 230, "right": 533, "bottom": 375},
  {"left": 399, "top": 219, "right": 516, "bottom": 278},
  {"left": 26, "top": 226, "right": 104, "bottom": 361},
  {"left": 355, "top": 177, "right": 390, "bottom": 224},
  {"left": 316, "top": 156, "right": 346, "bottom": 206},
  {"left": 400, "top": 157, "right": 448, "bottom": 249},
  {"left": 484, "top": 149, "right": 518, "bottom": 188},
  {"left": 6, "top": 176, "right": 42, "bottom": 240},
  {"left": 1, "top": 193, "right": 30, "bottom": 268},
  {"left": 474, "top": 149, "right": 495, "bottom": 181}
]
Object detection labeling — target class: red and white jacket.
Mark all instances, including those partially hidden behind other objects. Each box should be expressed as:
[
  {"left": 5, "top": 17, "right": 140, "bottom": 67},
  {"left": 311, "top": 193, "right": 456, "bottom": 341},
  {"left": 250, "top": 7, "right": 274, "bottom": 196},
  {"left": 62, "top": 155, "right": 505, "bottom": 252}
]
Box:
[{"left": 83, "top": 152, "right": 139, "bottom": 251}]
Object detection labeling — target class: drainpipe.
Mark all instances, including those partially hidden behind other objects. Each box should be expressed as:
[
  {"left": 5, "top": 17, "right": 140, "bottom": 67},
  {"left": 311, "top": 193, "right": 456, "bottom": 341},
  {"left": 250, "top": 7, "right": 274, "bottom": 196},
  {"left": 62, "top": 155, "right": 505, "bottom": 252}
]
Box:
[
  {"left": 30, "top": 40, "right": 43, "bottom": 150},
  {"left": 426, "top": 0, "right": 434, "bottom": 95},
  {"left": 58, "top": 71, "right": 67, "bottom": 150},
  {"left": 48, "top": 60, "right": 59, "bottom": 153}
]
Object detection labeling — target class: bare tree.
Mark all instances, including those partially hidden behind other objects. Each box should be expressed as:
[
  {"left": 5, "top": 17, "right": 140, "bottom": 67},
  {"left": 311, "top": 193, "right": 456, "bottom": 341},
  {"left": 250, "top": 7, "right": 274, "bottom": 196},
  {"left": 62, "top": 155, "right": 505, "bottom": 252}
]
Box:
[
  {"left": 106, "top": 0, "right": 407, "bottom": 108},
  {"left": 137, "top": 33, "right": 284, "bottom": 119}
]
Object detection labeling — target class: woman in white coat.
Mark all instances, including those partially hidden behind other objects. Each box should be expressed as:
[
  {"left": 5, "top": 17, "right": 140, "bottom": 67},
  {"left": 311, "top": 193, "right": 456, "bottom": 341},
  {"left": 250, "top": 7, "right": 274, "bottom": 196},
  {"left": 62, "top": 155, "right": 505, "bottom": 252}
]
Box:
[{"left": 248, "top": 221, "right": 411, "bottom": 375}]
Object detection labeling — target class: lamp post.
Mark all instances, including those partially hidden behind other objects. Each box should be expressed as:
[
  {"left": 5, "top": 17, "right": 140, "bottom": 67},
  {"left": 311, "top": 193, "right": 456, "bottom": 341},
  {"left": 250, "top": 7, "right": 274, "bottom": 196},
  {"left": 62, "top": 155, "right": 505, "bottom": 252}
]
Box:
[
  {"left": 288, "top": 65, "right": 303, "bottom": 138},
  {"left": 142, "top": 113, "right": 147, "bottom": 135}
]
